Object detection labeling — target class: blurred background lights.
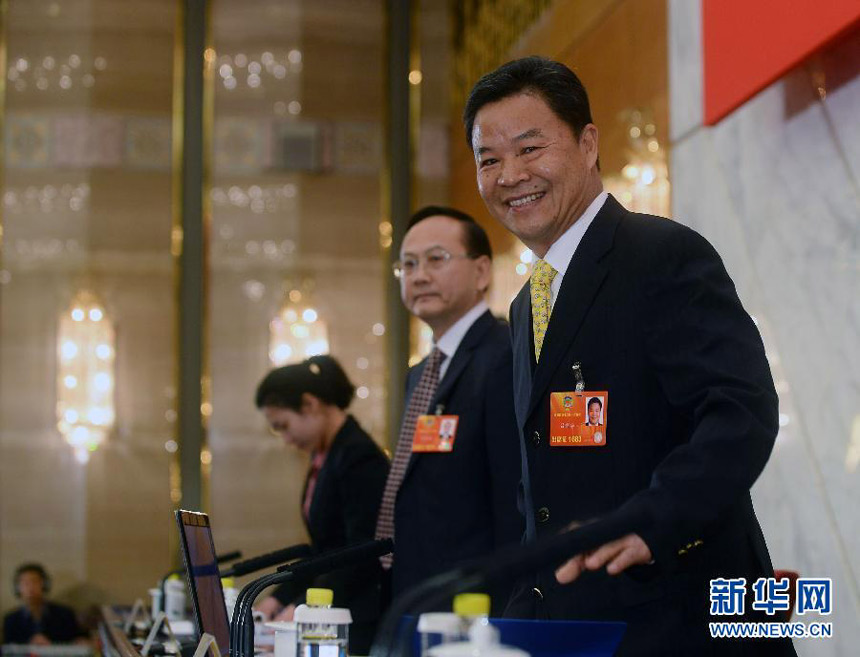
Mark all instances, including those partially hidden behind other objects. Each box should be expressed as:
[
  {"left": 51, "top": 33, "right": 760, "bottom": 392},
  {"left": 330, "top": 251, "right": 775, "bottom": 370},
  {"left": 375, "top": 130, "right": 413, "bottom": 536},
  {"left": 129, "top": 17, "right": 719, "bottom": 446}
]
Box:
[
  {"left": 269, "top": 293, "right": 330, "bottom": 366},
  {"left": 57, "top": 291, "right": 115, "bottom": 464}
]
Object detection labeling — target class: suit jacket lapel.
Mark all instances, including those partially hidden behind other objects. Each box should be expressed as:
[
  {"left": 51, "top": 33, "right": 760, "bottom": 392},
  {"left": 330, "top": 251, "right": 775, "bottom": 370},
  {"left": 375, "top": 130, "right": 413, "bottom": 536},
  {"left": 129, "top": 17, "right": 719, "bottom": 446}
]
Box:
[
  {"left": 400, "top": 310, "right": 496, "bottom": 485},
  {"left": 526, "top": 196, "right": 625, "bottom": 422},
  {"left": 510, "top": 285, "right": 533, "bottom": 429},
  {"left": 432, "top": 310, "right": 495, "bottom": 406}
]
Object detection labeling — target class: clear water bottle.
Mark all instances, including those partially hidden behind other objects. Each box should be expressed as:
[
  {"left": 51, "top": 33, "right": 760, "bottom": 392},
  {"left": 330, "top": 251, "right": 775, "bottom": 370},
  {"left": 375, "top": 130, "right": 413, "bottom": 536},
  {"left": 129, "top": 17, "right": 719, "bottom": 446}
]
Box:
[
  {"left": 294, "top": 588, "right": 352, "bottom": 657},
  {"left": 418, "top": 592, "right": 490, "bottom": 656}
]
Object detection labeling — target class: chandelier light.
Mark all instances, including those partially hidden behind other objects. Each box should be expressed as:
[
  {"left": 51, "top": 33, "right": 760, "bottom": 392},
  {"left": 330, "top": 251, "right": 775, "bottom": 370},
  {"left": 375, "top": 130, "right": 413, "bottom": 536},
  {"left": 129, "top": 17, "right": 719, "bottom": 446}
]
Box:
[
  {"left": 603, "top": 109, "right": 670, "bottom": 218},
  {"left": 56, "top": 291, "right": 116, "bottom": 464},
  {"left": 269, "top": 292, "right": 329, "bottom": 366}
]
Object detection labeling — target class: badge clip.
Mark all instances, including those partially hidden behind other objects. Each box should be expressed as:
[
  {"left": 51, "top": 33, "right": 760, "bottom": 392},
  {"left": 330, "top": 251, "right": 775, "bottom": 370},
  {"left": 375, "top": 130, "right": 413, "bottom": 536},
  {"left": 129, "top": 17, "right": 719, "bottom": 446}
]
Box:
[
  {"left": 435, "top": 404, "right": 445, "bottom": 416},
  {"left": 572, "top": 362, "right": 585, "bottom": 393}
]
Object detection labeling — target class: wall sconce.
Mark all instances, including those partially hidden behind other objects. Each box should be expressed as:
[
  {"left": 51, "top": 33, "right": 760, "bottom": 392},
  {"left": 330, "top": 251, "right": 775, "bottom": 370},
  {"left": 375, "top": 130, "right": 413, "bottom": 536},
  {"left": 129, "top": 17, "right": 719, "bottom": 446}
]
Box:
[
  {"left": 56, "top": 290, "right": 116, "bottom": 464},
  {"left": 269, "top": 289, "right": 329, "bottom": 366}
]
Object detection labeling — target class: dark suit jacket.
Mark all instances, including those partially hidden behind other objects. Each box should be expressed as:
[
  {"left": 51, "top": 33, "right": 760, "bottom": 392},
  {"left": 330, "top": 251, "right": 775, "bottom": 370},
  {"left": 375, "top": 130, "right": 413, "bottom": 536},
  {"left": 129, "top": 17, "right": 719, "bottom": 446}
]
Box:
[
  {"left": 273, "top": 415, "right": 388, "bottom": 653},
  {"left": 392, "top": 310, "right": 523, "bottom": 612},
  {"left": 506, "top": 196, "right": 795, "bottom": 655},
  {"left": 3, "top": 602, "right": 85, "bottom": 644}
]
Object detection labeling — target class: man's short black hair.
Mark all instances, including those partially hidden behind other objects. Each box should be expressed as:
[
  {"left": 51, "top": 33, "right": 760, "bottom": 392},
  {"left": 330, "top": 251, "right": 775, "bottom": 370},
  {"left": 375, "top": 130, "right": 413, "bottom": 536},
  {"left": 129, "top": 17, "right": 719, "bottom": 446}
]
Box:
[
  {"left": 463, "top": 56, "right": 594, "bottom": 149},
  {"left": 406, "top": 205, "right": 493, "bottom": 260},
  {"left": 14, "top": 563, "right": 50, "bottom": 596},
  {"left": 588, "top": 397, "right": 603, "bottom": 410}
]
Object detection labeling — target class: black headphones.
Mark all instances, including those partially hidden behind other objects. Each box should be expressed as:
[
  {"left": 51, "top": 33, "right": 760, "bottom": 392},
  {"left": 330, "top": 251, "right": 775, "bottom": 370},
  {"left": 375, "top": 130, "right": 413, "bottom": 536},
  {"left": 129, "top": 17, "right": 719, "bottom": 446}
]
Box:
[{"left": 13, "top": 563, "right": 51, "bottom": 598}]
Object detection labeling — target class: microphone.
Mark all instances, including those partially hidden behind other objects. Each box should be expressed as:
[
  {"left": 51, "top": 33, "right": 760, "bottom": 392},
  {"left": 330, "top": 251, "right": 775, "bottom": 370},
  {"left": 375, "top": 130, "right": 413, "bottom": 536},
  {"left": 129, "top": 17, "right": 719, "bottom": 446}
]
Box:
[
  {"left": 221, "top": 544, "right": 312, "bottom": 578},
  {"left": 370, "top": 506, "right": 641, "bottom": 657},
  {"left": 231, "top": 539, "right": 393, "bottom": 657},
  {"left": 276, "top": 538, "right": 393, "bottom": 578}
]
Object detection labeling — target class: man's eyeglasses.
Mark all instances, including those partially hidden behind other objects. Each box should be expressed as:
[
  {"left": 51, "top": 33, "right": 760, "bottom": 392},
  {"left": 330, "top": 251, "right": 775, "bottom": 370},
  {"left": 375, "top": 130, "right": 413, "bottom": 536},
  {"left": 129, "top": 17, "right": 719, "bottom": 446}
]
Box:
[{"left": 392, "top": 247, "right": 477, "bottom": 279}]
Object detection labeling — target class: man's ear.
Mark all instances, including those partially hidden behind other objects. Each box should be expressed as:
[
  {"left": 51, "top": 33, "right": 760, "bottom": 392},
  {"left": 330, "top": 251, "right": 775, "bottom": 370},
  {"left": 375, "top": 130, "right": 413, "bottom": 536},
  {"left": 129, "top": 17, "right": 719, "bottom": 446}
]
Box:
[{"left": 580, "top": 123, "right": 599, "bottom": 170}]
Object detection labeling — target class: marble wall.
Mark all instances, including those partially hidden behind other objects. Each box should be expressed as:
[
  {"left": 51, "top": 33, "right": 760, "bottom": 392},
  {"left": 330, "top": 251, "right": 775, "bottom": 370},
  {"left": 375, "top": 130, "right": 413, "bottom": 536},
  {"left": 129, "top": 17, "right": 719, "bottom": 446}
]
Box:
[{"left": 669, "top": 2, "right": 859, "bottom": 654}]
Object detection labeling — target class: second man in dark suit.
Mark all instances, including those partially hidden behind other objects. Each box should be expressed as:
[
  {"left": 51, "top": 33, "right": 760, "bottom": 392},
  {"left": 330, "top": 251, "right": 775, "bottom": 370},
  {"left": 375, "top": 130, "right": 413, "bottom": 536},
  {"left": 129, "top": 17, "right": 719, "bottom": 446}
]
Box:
[{"left": 375, "top": 206, "right": 522, "bottom": 611}]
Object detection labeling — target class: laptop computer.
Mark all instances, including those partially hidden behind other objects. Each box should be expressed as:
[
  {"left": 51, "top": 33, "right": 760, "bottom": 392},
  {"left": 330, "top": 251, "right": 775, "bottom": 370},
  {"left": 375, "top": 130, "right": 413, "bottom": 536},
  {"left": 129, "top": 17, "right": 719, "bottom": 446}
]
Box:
[{"left": 175, "top": 510, "right": 231, "bottom": 656}]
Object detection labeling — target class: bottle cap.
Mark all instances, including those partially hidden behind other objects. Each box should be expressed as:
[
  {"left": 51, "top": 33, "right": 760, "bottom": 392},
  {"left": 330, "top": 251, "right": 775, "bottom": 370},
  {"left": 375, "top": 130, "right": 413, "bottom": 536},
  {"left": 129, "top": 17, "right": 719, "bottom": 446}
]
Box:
[
  {"left": 306, "top": 588, "right": 333, "bottom": 606},
  {"left": 453, "top": 593, "right": 490, "bottom": 617}
]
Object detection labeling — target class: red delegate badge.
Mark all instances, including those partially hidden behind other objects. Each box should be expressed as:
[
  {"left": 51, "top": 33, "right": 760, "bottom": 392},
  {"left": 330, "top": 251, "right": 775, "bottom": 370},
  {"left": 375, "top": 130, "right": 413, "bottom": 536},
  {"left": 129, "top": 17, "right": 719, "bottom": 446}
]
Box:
[
  {"left": 549, "top": 391, "right": 608, "bottom": 447},
  {"left": 412, "top": 415, "right": 459, "bottom": 453}
]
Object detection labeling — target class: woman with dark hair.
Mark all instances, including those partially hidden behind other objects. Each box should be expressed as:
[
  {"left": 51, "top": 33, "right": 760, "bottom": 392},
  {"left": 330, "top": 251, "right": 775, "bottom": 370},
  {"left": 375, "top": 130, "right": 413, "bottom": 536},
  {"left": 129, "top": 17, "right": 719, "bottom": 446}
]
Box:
[{"left": 253, "top": 355, "right": 388, "bottom": 655}]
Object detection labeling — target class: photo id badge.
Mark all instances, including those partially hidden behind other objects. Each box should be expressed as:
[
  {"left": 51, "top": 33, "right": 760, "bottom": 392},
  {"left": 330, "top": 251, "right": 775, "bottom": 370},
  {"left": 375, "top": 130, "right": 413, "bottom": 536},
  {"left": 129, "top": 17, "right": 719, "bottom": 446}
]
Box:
[
  {"left": 412, "top": 414, "right": 459, "bottom": 453},
  {"left": 549, "top": 391, "right": 608, "bottom": 447}
]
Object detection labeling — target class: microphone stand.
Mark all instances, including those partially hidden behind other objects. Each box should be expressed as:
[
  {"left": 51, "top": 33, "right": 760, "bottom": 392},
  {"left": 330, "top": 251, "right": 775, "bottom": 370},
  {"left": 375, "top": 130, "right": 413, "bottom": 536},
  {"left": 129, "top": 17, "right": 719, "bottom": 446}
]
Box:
[{"left": 230, "top": 539, "right": 393, "bottom": 657}]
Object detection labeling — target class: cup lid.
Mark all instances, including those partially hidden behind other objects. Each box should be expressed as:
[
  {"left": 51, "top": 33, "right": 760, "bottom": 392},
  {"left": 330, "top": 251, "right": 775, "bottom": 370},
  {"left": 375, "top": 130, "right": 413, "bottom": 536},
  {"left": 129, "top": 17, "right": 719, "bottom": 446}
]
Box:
[
  {"left": 293, "top": 605, "right": 352, "bottom": 624},
  {"left": 264, "top": 621, "right": 297, "bottom": 631},
  {"left": 417, "top": 612, "right": 461, "bottom": 635}
]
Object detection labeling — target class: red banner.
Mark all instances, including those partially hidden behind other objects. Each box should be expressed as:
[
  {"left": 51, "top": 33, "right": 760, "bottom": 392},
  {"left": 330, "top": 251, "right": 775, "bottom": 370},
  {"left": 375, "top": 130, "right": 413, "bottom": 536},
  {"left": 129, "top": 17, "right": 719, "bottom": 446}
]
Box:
[{"left": 703, "top": 0, "right": 860, "bottom": 125}]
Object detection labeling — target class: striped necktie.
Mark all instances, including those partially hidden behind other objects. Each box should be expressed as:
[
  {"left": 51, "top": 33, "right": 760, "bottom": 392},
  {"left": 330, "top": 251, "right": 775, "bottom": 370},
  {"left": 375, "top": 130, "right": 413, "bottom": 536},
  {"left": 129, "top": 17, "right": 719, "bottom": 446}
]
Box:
[
  {"left": 530, "top": 259, "right": 557, "bottom": 361},
  {"left": 375, "top": 347, "right": 446, "bottom": 568}
]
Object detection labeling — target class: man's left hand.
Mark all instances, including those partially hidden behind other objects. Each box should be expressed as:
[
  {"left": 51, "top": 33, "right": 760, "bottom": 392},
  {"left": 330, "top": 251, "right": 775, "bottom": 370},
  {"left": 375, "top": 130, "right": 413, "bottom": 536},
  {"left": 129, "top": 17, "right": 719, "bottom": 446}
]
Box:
[{"left": 555, "top": 533, "right": 652, "bottom": 584}]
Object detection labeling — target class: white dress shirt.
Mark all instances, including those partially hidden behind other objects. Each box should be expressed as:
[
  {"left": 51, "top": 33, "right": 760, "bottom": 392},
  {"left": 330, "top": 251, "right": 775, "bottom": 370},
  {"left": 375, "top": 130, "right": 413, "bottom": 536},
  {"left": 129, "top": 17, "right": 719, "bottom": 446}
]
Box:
[
  {"left": 539, "top": 191, "right": 608, "bottom": 309},
  {"left": 434, "top": 300, "right": 489, "bottom": 381}
]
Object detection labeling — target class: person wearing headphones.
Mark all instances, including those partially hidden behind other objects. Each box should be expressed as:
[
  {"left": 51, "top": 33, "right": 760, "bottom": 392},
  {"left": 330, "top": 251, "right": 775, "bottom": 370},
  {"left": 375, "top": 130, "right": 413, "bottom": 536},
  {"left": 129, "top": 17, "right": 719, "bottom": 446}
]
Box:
[{"left": 3, "top": 563, "right": 87, "bottom": 646}]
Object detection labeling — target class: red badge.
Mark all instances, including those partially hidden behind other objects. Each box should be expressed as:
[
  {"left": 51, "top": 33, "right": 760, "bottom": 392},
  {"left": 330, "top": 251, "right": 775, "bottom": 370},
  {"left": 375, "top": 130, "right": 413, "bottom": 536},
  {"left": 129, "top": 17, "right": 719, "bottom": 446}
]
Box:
[
  {"left": 549, "top": 391, "right": 608, "bottom": 447},
  {"left": 412, "top": 415, "right": 459, "bottom": 452}
]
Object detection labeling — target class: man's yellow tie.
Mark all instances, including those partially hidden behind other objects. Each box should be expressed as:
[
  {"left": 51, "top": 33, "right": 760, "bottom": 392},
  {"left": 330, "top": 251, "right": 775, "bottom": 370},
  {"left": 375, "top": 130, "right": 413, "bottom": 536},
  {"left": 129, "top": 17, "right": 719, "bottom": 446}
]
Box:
[{"left": 530, "top": 259, "right": 557, "bottom": 361}]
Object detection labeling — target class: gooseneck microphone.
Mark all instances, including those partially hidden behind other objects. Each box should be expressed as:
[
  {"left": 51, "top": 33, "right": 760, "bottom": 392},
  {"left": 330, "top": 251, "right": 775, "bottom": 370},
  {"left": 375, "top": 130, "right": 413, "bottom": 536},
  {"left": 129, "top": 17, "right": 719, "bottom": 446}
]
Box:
[
  {"left": 370, "top": 505, "right": 641, "bottom": 657},
  {"left": 220, "top": 544, "right": 312, "bottom": 579},
  {"left": 230, "top": 538, "right": 393, "bottom": 657}
]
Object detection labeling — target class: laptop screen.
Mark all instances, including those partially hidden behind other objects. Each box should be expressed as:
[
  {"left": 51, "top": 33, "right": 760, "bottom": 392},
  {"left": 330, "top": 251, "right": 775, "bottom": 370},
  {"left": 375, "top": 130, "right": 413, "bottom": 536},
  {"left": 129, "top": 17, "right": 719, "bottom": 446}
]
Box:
[{"left": 175, "top": 510, "right": 230, "bottom": 655}]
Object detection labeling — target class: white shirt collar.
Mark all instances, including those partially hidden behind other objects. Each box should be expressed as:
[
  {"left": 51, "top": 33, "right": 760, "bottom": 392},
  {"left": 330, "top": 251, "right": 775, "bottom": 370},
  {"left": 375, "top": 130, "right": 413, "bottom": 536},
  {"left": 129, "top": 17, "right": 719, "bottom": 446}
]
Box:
[
  {"left": 434, "top": 299, "right": 489, "bottom": 380},
  {"left": 538, "top": 191, "right": 608, "bottom": 308}
]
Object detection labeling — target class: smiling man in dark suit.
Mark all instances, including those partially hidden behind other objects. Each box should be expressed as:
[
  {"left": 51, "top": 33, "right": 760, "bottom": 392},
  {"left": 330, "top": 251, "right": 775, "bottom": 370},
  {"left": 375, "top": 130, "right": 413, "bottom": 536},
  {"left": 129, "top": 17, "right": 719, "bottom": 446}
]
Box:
[
  {"left": 465, "top": 57, "right": 795, "bottom": 655},
  {"left": 374, "top": 206, "right": 522, "bottom": 612}
]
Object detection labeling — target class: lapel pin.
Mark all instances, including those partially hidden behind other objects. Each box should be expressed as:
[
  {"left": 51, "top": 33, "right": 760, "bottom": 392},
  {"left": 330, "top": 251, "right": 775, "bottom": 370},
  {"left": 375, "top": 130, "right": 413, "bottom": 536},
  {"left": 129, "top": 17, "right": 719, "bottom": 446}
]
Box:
[{"left": 572, "top": 362, "right": 585, "bottom": 393}]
